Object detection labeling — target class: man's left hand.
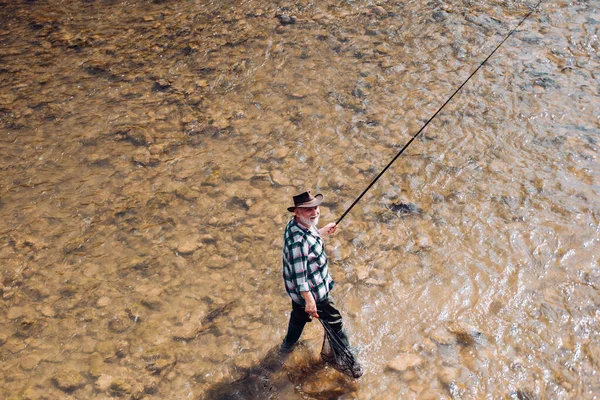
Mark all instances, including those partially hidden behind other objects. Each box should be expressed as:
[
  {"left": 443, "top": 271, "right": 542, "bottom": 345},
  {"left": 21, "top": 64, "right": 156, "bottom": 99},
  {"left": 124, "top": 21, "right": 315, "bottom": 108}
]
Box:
[{"left": 319, "top": 223, "right": 337, "bottom": 236}]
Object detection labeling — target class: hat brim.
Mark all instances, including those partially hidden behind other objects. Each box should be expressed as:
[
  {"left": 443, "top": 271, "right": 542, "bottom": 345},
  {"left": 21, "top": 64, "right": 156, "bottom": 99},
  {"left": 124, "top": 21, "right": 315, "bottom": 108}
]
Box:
[{"left": 287, "top": 194, "right": 324, "bottom": 212}]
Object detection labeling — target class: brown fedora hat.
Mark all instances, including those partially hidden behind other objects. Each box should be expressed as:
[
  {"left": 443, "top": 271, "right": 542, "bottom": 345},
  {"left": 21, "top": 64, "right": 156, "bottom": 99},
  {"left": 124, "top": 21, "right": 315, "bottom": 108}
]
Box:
[{"left": 287, "top": 191, "right": 324, "bottom": 212}]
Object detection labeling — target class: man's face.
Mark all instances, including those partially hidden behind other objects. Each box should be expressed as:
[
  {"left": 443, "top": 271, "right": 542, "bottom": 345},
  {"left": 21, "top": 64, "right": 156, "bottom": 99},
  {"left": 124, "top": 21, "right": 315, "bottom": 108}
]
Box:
[{"left": 295, "top": 206, "right": 320, "bottom": 227}]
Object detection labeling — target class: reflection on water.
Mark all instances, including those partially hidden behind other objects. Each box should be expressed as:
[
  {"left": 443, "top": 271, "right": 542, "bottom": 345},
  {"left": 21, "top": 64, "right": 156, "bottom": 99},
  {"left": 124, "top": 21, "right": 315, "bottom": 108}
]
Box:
[{"left": 1, "top": 0, "right": 599, "bottom": 398}]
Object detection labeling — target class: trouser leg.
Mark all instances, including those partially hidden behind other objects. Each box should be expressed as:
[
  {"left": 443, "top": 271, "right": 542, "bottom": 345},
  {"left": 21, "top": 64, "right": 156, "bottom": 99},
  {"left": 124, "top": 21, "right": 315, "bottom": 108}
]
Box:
[
  {"left": 317, "top": 296, "right": 349, "bottom": 347},
  {"left": 283, "top": 300, "right": 312, "bottom": 345}
]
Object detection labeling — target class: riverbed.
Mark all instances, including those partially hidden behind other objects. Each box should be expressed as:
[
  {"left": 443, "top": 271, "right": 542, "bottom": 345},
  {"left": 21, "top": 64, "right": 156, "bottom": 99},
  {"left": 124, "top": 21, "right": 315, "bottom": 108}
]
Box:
[{"left": 1, "top": 0, "right": 599, "bottom": 399}]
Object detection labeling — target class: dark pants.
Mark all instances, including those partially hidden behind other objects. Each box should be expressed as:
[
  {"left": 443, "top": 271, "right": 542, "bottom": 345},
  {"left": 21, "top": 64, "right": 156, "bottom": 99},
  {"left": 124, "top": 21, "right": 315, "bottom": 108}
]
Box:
[{"left": 283, "top": 296, "right": 349, "bottom": 347}]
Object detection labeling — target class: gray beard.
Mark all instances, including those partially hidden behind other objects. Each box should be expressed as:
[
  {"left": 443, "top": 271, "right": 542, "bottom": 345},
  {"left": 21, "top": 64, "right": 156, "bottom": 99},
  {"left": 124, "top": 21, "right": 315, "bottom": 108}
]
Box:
[{"left": 299, "top": 215, "right": 319, "bottom": 228}]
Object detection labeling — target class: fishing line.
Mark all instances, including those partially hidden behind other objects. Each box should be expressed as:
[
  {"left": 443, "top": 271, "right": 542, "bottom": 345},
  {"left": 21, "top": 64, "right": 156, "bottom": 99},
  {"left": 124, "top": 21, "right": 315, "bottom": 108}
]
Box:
[{"left": 335, "top": 1, "right": 542, "bottom": 226}]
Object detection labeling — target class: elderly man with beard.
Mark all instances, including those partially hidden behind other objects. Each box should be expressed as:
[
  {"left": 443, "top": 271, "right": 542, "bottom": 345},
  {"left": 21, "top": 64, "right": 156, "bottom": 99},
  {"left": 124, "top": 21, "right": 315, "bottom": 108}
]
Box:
[{"left": 280, "top": 191, "right": 351, "bottom": 354}]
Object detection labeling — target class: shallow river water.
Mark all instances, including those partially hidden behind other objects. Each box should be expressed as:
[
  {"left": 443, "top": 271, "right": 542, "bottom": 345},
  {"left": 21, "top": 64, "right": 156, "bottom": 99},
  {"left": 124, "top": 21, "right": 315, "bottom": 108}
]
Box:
[{"left": 1, "top": 0, "right": 599, "bottom": 399}]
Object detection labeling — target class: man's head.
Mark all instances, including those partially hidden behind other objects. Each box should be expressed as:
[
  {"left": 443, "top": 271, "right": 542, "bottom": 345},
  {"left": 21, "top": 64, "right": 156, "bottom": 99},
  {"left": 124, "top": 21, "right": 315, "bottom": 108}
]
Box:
[{"left": 288, "top": 191, "right": 323, "bottom": 228}]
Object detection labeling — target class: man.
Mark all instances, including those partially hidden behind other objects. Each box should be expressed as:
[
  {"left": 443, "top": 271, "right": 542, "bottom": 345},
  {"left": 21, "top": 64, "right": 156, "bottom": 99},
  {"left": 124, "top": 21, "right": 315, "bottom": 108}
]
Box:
[{"left": 280, "top": 190, "right": 350, "bottom": 354}]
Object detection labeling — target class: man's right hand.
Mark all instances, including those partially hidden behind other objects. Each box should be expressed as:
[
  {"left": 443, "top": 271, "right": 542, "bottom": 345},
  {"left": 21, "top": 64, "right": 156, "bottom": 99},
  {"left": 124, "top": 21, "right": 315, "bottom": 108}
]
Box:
[
  {"left": 305, "top": 300, "right": 319, "bottom": 318},
  {"left": 301, "top": 291, "right": 319, "bottom": 318}
]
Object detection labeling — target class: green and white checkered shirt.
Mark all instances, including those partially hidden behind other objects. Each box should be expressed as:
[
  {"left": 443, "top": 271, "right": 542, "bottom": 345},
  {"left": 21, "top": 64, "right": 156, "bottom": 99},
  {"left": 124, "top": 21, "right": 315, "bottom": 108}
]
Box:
[{"left": 282, "top": 218, "right": 333, "bottom": 305}]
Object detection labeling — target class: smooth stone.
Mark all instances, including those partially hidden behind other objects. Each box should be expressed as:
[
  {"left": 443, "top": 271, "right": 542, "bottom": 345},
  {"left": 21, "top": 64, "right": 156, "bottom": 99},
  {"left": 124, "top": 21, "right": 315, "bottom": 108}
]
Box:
[
  {"left": 40, "top": 305, "right": 56, "bottom": 317},
  {"left": 387, "top": 354, "right": 424, "bottom": 372},
  {"left": 97, "top": 297, "right": 111, "bottom": 307},
  {"left": 95, "top": 374, "right": 113, "bottom": 391},
  {"left": 82, "top": 336, "right": 97, "bottom": 353}
]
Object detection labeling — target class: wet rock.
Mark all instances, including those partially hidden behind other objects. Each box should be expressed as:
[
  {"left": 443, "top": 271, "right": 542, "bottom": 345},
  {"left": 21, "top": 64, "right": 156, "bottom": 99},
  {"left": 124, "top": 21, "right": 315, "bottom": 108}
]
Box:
[
  {"left": 327, "top": 175, "right": 345, "bottom": 190},
  {"left": 355, "top": 264, "right": 370, "bottom": 281},
  {"left": 95, "top": 374, "right": 113, "bottom": 391},
  {"left": 8, "top": 306, "right": 31, "bottom": 320},
  {"left": 449, "top": 321, "right": 483, "bottom": 346},
  {"left": 429, "top": 328, "right": 457, "bottom": 346},
  {"left": 437, "top": 365, "right": 460, "bottom": 386},
  {"left": 375, "top": 43, "right": 392, "bottom": 54},
  {"left": 270, "top": 169, "right": 288, "bottom": 186},
  {"left": 132, "top": 148, "right": 153, "bottom": 166},
  {"left": 276, "top": 14, "right": 296, "bottom": 25},
  {"left": 414, "top": 234, "right": 431, "bottom": 250},
  {"left": 387, "top": 353, "right": 424, "bottom": 372},
  {"left": 20, "top": 355, "right": 42, "bottom": 371},
  {"left": 272, "top": 146, "right": 290, "bottom": 159},
  {"left": 0, "top": 329, "right": 8, "bottom": 346},
  {"left": 109, "top": 379, "right": 132, "bottom": 397},
  {"left": 176, "top": 237, "right": 200, "bottom": 255},
  {"left": 152, "top": 79, "right": 171, "bottom": 92},
  {"left": 432, "top": 11, "right": 448, "bottom": 22},
  {"left": 511, "top": 389, "right": 537, "bottom": 400},
  {"left": 173, "top": 322, "right": 201, "bottom": 341},
  {"left": 207, "top": 254, "right": 228, "bottom": 269},
  {"left": 16, "top": 318, "right": 38, "bottom": 338},
  {"left": 52, "top": 369, "right": 86, "bottom": 392},
  {"left": 82, "top": 336, "right": 97, "bottom": 353},
  {"left": 372, "top": 6, "right": 388, "bottom": 18},
  {"left": 108, "top": 310, "right": 134, "bottom": 333},
  {"left": 389, "top": 202, "right": 421, "bottom": 215},
  {"left": 97, "top": 296, "right": 111, "bottom": 307}
]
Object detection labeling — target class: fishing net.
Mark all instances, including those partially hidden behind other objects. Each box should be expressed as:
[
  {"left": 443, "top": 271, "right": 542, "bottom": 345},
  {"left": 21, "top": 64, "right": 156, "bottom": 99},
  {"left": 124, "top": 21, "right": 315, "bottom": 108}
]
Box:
[{"left": 318, "top": 318, "right": 363, "bottom": 379}]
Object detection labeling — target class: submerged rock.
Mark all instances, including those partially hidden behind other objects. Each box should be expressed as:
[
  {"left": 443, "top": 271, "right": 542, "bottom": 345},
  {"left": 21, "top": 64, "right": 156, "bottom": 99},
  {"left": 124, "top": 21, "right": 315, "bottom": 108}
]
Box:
[
  {"left": 389, "top": 202, "right": 421, "bottom": 215},
  {"left": 52, "top": 369, "right": 86, "bottom": 392},
  {"left": 387, "top": 353, "right": 424, "bottom": 372},
  {"left": 108, "top": 311, "right": 134, "bottom": 333}
]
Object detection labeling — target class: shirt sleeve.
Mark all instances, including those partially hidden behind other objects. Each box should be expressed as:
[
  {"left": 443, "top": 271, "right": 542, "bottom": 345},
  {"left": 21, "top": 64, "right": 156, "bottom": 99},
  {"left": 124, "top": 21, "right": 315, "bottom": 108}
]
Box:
[{"left": 290, "top": 236, "right": 310, "bottom": 292}]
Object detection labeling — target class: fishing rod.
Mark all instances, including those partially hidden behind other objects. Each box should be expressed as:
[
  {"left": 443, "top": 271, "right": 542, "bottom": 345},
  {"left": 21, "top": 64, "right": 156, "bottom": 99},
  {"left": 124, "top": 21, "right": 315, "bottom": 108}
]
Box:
[{"left": 335, "top": 1, "right": 542, "bottom": 226}]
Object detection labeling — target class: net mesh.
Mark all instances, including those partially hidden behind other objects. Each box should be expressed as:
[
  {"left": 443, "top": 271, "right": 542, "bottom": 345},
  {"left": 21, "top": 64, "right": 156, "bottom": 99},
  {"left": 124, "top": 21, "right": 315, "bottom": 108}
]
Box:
[{"left": 318, "top": 318, "right": 363, "bottom": 379}]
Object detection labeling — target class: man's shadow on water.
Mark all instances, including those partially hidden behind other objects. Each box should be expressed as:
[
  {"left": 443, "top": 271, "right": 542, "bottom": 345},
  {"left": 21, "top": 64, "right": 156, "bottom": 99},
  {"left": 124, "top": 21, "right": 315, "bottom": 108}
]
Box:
[{"left": 202, "top": 341, "right": 359, "bottom": 400}]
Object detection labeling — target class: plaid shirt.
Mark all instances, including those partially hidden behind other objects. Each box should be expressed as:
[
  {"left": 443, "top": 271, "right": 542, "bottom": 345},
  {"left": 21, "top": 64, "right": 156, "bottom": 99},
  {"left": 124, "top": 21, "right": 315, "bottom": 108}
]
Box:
[{"left": 282, "top": 218, "right": 333, "bottom": 305}]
